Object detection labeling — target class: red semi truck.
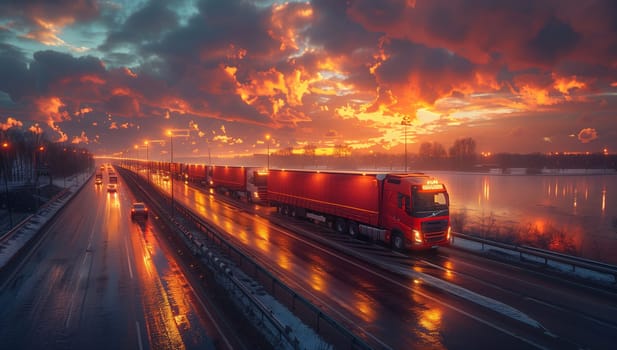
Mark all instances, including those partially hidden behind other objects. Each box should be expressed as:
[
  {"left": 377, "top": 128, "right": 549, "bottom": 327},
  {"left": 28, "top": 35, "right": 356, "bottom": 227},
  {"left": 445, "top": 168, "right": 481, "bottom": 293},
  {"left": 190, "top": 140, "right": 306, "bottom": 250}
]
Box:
[
  {"left": 267, "top": 170, "right": 451, "bottom": 250},
  {"left": 210, "top": 165, "right": 268, "bottom": 203}
]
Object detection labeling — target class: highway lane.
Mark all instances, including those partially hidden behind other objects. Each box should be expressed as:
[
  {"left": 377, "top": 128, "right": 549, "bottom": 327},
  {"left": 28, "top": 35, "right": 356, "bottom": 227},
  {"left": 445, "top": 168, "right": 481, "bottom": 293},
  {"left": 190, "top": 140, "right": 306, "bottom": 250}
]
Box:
[
  {"left": 151, "top": 174, "right": 592, "bottom": 349},
  {"left": 0, "top": 171, "right": 225, "bottom": 350}
]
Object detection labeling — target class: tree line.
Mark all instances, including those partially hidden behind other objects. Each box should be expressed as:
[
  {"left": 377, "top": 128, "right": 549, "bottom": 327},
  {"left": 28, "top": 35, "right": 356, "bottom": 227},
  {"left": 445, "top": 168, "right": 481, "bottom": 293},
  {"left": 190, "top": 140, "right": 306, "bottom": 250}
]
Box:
[
  {"left": 1, "top": 128, "right": 94, "bottom": 185},
  {"left": 266, "top": 137, "right": 616, "bottom": 171}
]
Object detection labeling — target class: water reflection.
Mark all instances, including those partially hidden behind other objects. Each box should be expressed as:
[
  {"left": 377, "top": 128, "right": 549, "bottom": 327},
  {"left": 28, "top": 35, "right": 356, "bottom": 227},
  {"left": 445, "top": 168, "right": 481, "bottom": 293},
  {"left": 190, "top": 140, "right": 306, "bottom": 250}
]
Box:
[{"left": 436, "top": 172, "right": 617, "bottom": 264}]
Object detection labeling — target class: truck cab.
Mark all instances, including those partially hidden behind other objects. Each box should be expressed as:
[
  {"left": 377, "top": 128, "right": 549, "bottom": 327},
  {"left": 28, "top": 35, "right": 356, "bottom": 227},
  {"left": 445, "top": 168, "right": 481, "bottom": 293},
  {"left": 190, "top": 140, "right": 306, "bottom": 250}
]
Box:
[{"left": 382, "top": 174, "right": 450, "bottom": 250}]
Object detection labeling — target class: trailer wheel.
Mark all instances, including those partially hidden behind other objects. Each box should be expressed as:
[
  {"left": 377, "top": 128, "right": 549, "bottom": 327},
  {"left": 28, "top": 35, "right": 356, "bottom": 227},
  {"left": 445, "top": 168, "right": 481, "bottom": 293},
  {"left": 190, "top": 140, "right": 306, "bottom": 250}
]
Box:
[
  {"left": 334, "top": 218, "right": 347, "bottom": 234},
  {"left": 348, "top": 221, "right": 359, "bottom": 238},
  {"left": 392, "top": 233, "right": 404, "bottom": 251},
  {"left": 282, "top": 205, "right": 290, "bottom": 216}
]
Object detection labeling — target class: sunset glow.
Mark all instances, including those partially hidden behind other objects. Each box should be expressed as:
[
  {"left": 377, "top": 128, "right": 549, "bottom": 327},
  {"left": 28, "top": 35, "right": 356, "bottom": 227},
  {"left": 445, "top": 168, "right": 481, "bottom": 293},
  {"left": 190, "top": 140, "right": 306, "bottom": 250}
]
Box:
[{"left": 0, "top": 0, "right": 615, "bottom": 159}]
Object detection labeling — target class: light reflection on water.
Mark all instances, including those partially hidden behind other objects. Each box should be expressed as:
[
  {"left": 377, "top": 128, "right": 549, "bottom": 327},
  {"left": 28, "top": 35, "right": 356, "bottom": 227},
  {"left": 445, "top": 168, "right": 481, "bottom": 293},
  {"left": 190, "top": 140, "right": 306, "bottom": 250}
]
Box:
[{"left": 434, "top": 172, "right": 617, "bottom": 264}]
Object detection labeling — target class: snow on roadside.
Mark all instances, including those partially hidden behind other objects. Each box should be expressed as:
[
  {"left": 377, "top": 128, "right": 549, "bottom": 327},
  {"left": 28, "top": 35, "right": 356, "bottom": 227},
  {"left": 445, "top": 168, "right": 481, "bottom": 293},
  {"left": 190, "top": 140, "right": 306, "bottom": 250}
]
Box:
[
  {"left": 0, "top": 174, "right": 90, "bottom": 270},
  {"left": 451, "top": 235, "right": 616, "bottom": 284},
  {"left": 188, "top": 234, "right": 334, "bottom": 350}
]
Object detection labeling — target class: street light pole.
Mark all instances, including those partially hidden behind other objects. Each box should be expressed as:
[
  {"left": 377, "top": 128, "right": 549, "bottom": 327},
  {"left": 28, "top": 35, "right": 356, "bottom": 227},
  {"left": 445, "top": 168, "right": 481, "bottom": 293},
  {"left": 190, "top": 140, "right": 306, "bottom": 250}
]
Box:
[
  {"left": 165, "top": 130, "right": 189, "bottom": 218},
  {"left": 145, "top": 141, "right": 149, "bottom": 184},
  {"left": 265, "top": 134, "right": 271, "bottom": 170},
  {"left": 168, "top": 131, "right": 174, "bottom": 218},
  {"left": 401, "top": 116, "right": 411, "bottom": 173},
  {"left": 2, "top": 142, "right": 13, "bottom": 228}
]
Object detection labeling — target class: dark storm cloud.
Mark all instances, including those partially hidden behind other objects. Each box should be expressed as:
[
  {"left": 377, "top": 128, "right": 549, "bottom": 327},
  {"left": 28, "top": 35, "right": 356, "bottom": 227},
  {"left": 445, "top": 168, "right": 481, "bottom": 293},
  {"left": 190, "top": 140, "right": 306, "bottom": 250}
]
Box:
[
  {"left": 152, "top": 0, "right": 278, "bottom": 66},
  {"left": 308, "top": 0, "right": 381, "bottom": 55},
  {"left": 525, "top": 17, "right": 580, "bottom": 65},
  {"left": 373, "top": 39, "right": 474, "bottom": 105},
  {"left": 29, "top": 51, "right": 106, "bottom": 94},
  {"left": 349, "top": 0, "right": 617, "bottom": 74},
  {"left": 0, "top": 0, "right": 99, "bottom": 22},
  {"left": 99, "top": 1, "right": 180, "bottom": 51},
  {"left": 0, "top": 43, "right": 30, "bottom": 101}
]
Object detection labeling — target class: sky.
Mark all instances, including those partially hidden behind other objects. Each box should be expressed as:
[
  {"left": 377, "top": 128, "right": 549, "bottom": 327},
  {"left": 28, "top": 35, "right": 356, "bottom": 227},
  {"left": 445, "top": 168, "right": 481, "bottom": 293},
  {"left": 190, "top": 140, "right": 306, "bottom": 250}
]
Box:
[{"left": 0, "top": 0, "right": 616, "bottom": 161}]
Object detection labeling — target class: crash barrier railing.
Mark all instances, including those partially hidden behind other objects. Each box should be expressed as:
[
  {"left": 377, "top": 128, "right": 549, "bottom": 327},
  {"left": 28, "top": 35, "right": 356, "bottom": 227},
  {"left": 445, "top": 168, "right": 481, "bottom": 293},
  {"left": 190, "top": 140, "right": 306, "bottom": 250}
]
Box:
[
  {"left": 452, "top": 232, "right": 617, "bottom": 285},
  {"left": 119, "top": 167, "right": 373, "bottom": 350},
  {"left": 0, "top": 187, "right": 71, "bottom": 244}
]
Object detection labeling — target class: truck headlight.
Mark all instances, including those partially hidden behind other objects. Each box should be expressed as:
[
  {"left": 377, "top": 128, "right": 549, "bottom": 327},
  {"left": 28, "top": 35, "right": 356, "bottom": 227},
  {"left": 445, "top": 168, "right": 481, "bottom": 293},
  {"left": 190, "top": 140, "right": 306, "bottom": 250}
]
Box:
[
  {"left": 446, "top": 226, "right": 451, "bottom": 241},
  {"left": 413, "top": 229, "right": 423, "bottom": 244}
]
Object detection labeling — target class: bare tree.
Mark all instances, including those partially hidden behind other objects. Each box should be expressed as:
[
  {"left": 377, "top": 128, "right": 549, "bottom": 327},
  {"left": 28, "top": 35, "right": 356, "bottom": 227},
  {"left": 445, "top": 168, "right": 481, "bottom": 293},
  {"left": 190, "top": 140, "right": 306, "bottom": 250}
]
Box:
[{"left": 449, "top": 137, "right": 477, "bottom": 169}]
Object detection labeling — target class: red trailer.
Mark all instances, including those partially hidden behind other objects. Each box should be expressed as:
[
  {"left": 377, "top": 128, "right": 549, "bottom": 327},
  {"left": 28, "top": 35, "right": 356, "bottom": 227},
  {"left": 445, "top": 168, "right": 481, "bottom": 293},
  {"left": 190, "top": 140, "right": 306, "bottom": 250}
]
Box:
[
  {"left": 187, "top": 164, "right": 208, "bottom": 185},
  {"left": 210, "top": 166, "right": 268, "bottom": 203},
  {"left": 267, "top": 169, "right": 451, "bottom": 250}
]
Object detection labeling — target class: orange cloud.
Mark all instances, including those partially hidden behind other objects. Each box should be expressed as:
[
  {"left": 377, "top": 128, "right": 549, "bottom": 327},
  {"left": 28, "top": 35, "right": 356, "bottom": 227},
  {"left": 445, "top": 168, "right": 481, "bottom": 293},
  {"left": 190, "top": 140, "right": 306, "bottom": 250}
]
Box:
[
  {"left": 577, "top": 128, "right": 598, "bottom": 143},
  {"left": 0, "top": 117, "right": 23, "bottom": 131},
  {"left": 34, "top": 96, "right": 70, "bottom": 122},
  {"left": 28, "top": 123, "right": 43, "bottom": 134},
  {"left": 518, "top": 85, "right": 559, "bottom": 106},
  {"left": 79, "top": 75, "right": 105, "bottom": 85},
  {"left": 75, "top": 107, "right": 93, "bottom": 116},
  {"left": 48, "top": 120, "right": 68, "bottom": 142},
  {"left": 269, "top": 2, "right": 313, "bottom": 51},
  {"left": 71, "top": 131, "right": 89, "bottom": 144}
]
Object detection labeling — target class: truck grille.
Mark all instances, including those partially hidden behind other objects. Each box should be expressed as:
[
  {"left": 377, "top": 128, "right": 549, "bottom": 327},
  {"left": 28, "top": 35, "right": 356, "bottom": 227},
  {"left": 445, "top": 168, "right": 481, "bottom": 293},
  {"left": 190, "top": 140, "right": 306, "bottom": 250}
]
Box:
[{"left": 422, "top": 220, "right": 448, "bottom": 243}]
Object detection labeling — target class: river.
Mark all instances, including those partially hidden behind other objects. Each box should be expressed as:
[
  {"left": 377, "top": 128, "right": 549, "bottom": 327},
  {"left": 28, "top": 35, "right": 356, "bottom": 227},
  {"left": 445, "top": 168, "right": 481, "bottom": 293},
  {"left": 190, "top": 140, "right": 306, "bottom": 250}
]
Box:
[{"left": 432, "top": 172, "right": 617, "bottom": 265}]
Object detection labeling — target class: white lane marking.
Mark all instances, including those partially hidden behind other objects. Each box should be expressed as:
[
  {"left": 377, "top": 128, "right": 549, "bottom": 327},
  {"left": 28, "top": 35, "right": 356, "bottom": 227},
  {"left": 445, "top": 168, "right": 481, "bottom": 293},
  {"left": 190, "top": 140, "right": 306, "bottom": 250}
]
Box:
[
  {"left": 135, "top": 321, "right": 144, "bottom": 350},
  {"left": 125, "top": 237, "right": 134, "bottom": 280}
]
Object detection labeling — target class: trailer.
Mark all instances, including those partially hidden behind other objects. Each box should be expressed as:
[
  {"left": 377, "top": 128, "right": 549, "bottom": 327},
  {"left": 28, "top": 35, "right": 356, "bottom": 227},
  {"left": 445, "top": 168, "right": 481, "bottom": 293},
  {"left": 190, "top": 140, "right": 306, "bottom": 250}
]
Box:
[
  {"left": 267, "top": 169, "right": 451, "bottom": 250},
  {"left": 187, "top": 164, "right": 208, "bottom": 186},
  {"left": 210, "top": 165, "right": 268, "bottom": 203}
]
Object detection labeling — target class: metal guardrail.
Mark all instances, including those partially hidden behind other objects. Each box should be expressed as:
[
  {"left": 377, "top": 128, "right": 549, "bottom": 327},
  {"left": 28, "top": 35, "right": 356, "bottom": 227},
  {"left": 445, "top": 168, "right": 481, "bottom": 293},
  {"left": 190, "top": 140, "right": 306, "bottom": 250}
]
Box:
[
  {"left": 119, "top": 166, "right": 373, "bottom": 350},
  {"left": 0, "top": 187, "right": 71, "bottom": 244},
  {"left": 452, "top": 232, "right": 617, "bottom": 284},
  {"left": 0, "top": 214, "right": 34, "bottom": 244}
]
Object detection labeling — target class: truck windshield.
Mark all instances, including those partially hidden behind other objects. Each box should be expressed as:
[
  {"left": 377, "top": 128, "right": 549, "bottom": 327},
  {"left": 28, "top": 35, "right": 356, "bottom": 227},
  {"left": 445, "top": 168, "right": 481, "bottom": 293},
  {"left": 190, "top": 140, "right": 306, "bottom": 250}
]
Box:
[{"left": 411, "top": 191, "right": 449, "bottom": 218}]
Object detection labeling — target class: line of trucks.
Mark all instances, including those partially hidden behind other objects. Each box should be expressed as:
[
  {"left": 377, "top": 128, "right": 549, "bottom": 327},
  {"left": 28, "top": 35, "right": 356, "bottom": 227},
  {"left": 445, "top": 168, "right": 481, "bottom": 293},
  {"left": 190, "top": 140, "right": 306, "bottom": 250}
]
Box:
[{"left": 142, "top": 161, "right": 451, "bottom": 251}]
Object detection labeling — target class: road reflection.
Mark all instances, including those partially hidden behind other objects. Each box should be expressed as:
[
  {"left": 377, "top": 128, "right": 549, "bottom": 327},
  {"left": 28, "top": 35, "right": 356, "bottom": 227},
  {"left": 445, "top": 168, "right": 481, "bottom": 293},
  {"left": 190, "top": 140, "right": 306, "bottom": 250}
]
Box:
[{"left": 132, "top": 219, "right": 186, "bottom": 350}]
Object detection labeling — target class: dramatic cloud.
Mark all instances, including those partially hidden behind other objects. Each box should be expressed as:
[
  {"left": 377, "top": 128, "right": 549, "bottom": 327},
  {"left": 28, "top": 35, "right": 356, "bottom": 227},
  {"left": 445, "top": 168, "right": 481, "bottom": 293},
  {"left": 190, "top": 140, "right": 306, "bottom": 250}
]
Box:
[
  {"left": 577, "top": 128, "right": 598, "bottom": 144},
  {"left": 0, "top": 117, "right": 23, "bottom": 131},
  {"left": 0, "top": 0, "right": 616, "bottom": 157}
]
